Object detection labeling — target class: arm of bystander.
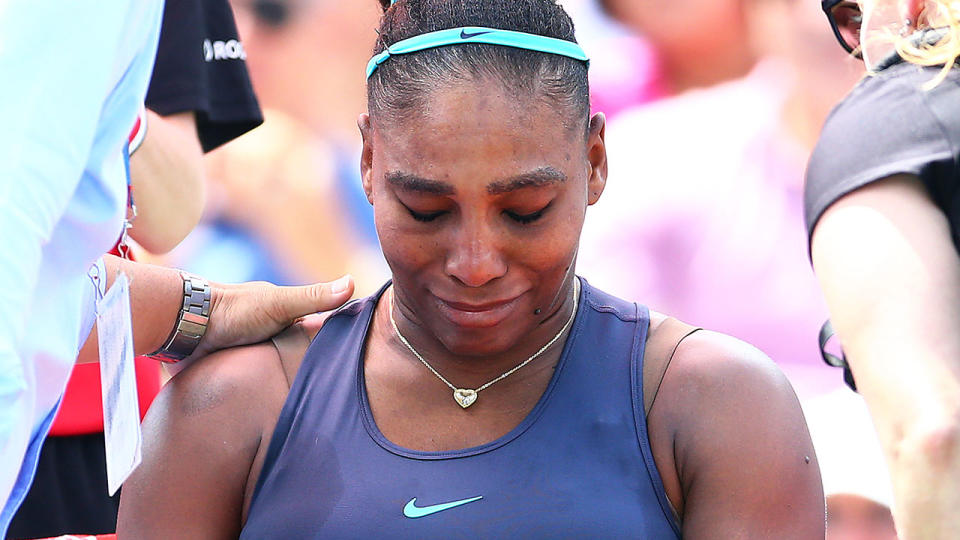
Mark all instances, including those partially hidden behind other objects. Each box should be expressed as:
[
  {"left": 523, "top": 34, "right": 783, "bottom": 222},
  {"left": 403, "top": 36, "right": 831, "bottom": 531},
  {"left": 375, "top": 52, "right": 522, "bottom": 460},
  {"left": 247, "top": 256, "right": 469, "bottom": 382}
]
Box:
[{"left": 811, "top": 174, "right": 960, "bottom": 538}]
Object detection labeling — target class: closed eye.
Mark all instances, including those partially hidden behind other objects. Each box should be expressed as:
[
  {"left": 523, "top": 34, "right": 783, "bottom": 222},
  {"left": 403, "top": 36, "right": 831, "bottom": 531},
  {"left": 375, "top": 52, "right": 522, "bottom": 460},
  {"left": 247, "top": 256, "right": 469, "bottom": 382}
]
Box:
[
  {"left": 505, "top": 203, "right": 551, "bottom": 224},
  {"left": 407, "top": 207, "right": 446, "bottom": 222}
]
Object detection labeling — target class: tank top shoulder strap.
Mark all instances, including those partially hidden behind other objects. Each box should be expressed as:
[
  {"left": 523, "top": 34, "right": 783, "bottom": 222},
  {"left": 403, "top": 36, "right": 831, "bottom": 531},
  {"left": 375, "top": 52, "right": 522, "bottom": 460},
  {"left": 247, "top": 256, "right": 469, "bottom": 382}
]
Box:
[
  {"left": 270, "top": 323, "right": 313, "bottom": 388},
  {"left": 643, "top": 317, "right": 701, "bottom": 418}
]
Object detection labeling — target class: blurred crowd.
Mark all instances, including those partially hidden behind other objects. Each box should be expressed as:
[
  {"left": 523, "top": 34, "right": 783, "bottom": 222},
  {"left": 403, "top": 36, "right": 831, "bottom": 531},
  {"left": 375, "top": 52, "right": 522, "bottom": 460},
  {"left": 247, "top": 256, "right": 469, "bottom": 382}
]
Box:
[
  {"left": 143, "top": 0, "right": 863, "bottom": 398},
  {"left": 44, "top": 0, "right": 890, "bottom": 537}
]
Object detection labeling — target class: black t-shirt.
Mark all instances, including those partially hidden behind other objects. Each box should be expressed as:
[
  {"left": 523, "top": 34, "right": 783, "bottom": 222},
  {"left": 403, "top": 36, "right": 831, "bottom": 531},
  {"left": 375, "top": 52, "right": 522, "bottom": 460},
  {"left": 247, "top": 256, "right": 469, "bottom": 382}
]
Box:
[
  {"left": 145, "top": 0, "right": 263, "bottom": 152},
  {"left": 804, "top": 61, "right": 960, "bottom": 254}
]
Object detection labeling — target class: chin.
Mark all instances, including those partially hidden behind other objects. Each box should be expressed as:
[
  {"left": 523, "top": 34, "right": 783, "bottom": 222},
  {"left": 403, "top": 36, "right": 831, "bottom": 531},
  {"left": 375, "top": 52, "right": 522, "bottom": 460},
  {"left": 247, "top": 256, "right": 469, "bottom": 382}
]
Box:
[{"left": 434, "top": 323, "right": 525, "bottom": 358}]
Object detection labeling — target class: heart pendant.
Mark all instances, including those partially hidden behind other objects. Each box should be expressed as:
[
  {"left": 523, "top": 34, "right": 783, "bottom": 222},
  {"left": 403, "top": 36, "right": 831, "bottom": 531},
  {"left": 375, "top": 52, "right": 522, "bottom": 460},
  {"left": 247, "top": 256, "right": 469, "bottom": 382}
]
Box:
[{"left": 453, "top": 388, "right": 478, "bottom": 409}]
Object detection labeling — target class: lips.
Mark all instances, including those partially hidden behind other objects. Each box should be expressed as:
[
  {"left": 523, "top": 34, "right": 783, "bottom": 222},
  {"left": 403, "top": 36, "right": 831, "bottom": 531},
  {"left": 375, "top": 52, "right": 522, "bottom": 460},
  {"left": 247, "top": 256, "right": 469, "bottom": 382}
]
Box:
[{"left": 433, "top": 294, "right": 523, "bottom": 328}]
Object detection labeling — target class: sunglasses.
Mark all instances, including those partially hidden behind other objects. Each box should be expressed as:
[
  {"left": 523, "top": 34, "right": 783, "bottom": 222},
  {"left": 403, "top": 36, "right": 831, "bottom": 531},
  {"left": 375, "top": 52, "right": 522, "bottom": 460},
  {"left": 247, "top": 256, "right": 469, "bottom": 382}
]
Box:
[{"left": 822, "top": 0, "right": 864, "bottom": 58}]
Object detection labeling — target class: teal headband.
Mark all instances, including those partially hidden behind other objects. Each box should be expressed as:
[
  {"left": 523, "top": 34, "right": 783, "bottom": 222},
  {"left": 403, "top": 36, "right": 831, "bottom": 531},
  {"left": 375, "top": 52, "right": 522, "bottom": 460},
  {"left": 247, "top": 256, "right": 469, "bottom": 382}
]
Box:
[{"left": 366, "top": 26, "right": 590, "bottom": 79}]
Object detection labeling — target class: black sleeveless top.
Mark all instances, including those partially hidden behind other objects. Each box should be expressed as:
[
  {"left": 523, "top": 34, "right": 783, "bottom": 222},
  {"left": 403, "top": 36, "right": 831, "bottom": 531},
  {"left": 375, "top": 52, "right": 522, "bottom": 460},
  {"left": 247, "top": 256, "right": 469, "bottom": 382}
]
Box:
[
  {"left": 242, "top": 279, "right": 681, "bottom": 538},
  {"left": 805, "top": 59, "right": 960, "bottom": 254}
]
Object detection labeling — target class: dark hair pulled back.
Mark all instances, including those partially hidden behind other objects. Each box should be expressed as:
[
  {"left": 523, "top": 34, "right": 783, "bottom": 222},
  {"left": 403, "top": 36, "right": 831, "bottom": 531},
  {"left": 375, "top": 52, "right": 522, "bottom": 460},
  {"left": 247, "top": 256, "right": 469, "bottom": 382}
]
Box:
[{"left": 368, "top": 0, "right": 590, "bottom": 133}]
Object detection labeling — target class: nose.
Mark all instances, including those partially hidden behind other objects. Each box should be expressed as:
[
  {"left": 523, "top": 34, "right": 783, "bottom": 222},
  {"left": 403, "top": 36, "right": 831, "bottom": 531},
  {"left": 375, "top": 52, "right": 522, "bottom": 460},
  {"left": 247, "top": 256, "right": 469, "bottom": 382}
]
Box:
[{"left": 444, "top": 219, "right": 508, "bottom": 287}]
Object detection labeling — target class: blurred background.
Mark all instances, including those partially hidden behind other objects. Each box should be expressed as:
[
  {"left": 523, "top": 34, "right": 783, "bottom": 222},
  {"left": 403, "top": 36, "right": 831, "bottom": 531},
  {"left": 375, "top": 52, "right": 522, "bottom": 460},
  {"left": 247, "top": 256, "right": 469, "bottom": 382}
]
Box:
[{"left": 139, "top": 0, "right": 864, "bottom": 402}]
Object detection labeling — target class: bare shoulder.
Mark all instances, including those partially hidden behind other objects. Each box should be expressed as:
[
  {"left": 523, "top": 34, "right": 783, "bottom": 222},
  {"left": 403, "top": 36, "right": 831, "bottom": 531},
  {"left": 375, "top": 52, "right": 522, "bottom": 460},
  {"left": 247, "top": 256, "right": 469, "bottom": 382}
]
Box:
[
  {"left": 118, "top": 342, "right": 290, "bottom": 538},
  {"left": 648, "top": 328, "right": 823, "bottom": 538},
  {"left": 645, "top": 312, "right": 790, "bottom": 404},
  {"left": 669, "top": 330, "right": 794, "bottom": 401},
  {"left": 169, "top": 340, "right": 289, "bottom": 420},
  {"left": 658, "top": 329, "right": 808, "bottom": 454}
]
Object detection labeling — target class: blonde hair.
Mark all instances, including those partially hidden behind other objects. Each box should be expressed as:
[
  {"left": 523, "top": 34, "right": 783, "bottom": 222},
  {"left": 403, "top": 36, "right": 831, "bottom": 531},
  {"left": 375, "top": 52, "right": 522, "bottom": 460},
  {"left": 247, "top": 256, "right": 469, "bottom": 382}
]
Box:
[{"left": 895, "top": 0, "right": 960, "bottom": 87}]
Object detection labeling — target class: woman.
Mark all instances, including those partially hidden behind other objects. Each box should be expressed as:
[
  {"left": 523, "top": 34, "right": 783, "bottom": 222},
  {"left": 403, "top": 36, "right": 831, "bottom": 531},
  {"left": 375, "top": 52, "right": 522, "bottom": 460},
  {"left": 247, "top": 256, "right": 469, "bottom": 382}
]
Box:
[
  {"left": 806, "top": 0, "right": 960, "bottom": 537},
  {"left": 118, "top": 0, "right": 823, "bottom": 537}
]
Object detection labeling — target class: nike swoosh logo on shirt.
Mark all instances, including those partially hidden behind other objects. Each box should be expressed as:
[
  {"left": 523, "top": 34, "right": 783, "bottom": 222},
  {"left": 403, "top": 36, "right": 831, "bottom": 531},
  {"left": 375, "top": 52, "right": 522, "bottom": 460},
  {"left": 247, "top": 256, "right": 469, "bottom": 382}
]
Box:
[
  {"left": 460, "top": 29, "right": 493, "bottom": 39},
  {"left": 403, "top": 496, "right": 483, "bottom": 518}
]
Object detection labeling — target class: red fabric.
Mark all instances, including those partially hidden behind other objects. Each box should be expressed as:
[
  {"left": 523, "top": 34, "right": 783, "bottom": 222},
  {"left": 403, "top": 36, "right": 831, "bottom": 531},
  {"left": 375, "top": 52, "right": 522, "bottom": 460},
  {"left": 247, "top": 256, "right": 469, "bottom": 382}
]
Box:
[
  {"left": 49, "top": 358, "right": 161, "bottom": 436},
  {"left": 128, "top": 114, "right": 142, "bottom": 145},
  {"left": 49, "top": 244, "right": 162, "bottom": 436}
]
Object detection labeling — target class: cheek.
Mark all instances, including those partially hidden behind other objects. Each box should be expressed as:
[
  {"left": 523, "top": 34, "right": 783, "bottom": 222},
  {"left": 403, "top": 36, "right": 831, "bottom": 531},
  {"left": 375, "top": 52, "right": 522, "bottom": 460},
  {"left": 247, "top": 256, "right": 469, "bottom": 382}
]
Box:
[
  {"left": 373, "top": 208, "right": 437, "bottom": 275},
  {"left": 509, "top": 208, "right": 584, "bottom": 274}
]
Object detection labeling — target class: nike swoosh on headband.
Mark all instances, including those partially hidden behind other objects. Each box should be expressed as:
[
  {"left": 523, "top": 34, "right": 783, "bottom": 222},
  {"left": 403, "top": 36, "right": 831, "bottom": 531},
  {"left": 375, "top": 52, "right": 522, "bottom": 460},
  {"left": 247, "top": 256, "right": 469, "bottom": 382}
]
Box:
[
  {"left": 366, "top": 26, "right": 589, "bottom": 78},
  {"left": 460, "top": 28, "right": 493, "bottom": 39},
  {"left": 402, "top": 496, "right": 483, "bottom": 518}
]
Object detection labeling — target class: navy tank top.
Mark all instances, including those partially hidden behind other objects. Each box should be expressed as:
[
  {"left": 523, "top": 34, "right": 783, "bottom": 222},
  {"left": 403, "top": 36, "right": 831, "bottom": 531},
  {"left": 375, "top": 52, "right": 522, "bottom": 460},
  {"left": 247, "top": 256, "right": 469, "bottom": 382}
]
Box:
[{"left": 242, "top": 279, "right": 681, "bottom": 538}]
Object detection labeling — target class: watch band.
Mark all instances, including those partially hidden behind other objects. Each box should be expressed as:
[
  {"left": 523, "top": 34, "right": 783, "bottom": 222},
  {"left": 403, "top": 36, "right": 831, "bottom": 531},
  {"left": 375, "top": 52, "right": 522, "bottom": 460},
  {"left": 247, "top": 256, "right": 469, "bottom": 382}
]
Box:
[{"left": 148, "top": 272, "right": 211, "bottom": 363}]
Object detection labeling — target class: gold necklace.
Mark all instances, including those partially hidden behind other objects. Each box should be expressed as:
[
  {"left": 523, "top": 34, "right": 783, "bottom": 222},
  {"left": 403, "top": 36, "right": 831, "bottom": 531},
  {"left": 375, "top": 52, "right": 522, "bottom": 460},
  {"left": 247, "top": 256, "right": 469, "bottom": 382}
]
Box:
[{"left": 388, "top": 280, "right": 580, "bottom": 409}]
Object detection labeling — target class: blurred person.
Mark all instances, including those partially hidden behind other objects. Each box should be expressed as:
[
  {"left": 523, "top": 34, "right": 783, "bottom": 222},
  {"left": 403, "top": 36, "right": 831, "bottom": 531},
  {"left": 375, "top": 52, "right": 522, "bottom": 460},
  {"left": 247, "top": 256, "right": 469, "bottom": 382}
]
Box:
[
  {"left": 231, "top": 0, "right": 380, "bottom": 141},
  {"left": 0, "top": 1, "right": 163, "bottom": 533},
  {"left": 805, "top": 389, "right": 899, "bottom": 540},
  {"left": 561, "top": 0, "right": 666, "bottom": 117},
  {"left": 231, "top": 0, "right": 381, "bottom": 240},
  {"left": 158, "top": 0, "right": 387, "bottom": 292},
  {"left": 229, "top": 0, "right": 383, "bottom": 245},
  {"left": 598, "top": 0, "right": 757, "bottom": 94},
  {"left": 118, "top": 0, "right": 823, "bottom": 537},
  {"left": 577, "top": 0, "right": 862, "bottom": 398},
  {"left": 6, "top": 0, "right": 264, "bottom": 536},
  {"left": 805, "top": 0, "right": 960, "bottom": 536},
  {"left": 198, "top": 111, "right": 388, "bottom": 292}
]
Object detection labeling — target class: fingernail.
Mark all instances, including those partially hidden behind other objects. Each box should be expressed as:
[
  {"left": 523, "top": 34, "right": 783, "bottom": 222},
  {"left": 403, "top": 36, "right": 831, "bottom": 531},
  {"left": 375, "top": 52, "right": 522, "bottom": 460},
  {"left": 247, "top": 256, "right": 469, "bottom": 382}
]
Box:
[{"left": 332, "top": 275, "right": 352, "bottom": 294}]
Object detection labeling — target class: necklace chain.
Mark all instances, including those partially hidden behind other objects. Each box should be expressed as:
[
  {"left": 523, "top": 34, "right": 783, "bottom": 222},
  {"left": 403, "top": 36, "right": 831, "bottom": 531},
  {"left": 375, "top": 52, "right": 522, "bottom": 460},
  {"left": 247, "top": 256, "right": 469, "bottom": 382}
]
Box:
[{"left": 388, "top": 280, "right": 580, "bottom": 408}]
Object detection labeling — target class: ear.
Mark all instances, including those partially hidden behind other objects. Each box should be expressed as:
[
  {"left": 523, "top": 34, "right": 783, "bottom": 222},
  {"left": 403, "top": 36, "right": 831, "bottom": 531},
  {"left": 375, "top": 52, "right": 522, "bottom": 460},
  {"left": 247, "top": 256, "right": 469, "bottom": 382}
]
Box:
[
  {"left": 899, "top": 0, "right": 923, "bottom": 26},
  {"left": 586, "top": 113, "right": 608, "bottom": 206},
  {"left": 358, "top": 113, "right": 375, "bottom": 204}
]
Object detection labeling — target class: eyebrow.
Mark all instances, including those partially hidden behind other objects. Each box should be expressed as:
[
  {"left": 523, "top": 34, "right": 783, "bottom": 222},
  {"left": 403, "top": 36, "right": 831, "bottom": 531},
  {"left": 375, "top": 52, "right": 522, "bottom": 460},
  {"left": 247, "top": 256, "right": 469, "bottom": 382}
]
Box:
[
  {"left": 385, "top": 166, "right": 567, "bottom": 196},
  {"left": 386, "top": 172, "right": 455, "bottom": 196},
  {"left": 487, "top": 167, "right": 567, "bottom": 194}
]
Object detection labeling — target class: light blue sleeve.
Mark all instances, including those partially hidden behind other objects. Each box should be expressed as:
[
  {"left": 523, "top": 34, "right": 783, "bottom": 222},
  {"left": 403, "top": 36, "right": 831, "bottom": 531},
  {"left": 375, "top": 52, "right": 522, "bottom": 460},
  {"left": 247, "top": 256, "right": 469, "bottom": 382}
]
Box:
[{"left": 0, "top": 0, "right": 163, "bottom": 528}]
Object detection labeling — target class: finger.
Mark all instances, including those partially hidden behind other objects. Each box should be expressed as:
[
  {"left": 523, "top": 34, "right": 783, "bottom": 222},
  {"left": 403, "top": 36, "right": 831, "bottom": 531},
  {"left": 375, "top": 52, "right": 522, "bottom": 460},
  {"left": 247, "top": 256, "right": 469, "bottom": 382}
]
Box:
[{"left": 277, "top": 275, "right": 354, "bottom": 321}]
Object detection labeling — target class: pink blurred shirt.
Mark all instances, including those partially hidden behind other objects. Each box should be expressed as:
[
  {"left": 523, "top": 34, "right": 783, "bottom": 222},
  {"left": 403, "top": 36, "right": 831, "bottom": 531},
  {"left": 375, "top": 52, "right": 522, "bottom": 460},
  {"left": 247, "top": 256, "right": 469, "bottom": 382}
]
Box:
[
  {"left": 565, "top": 0, "right": 666, "bottom": 116},
  {"left": 578, "top": 61, "right": 841, "bottom": 399}
]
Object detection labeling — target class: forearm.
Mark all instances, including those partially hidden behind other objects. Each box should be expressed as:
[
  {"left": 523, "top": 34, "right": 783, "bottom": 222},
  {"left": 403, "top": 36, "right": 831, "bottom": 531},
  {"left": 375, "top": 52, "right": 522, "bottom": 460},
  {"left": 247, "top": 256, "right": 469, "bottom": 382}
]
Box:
[
  {"left": 812, "top": 176, "right": 960, "bottom": 538},
  {"left": 77, "top": 255, "right": 182, "bottom": 364},
  {"left": 76, "top": 256, "right": 356, "bottom": 366},
  {"left": 128, "top": 110, "right": 205, "bottom": 254},
  {"left": 835, "top": 293, "right": 960, "bottom": 539}
]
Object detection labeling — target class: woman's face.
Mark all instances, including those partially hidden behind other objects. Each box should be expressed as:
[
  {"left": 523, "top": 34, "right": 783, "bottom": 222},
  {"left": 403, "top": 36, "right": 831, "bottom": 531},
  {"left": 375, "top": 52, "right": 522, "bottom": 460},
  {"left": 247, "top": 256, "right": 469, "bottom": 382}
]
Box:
[
  {"left": 603, "top": 0, "right": 753, "bottom": 81},
  {"left": 360, "top": 79, "right": 606, "bottom": 357}
]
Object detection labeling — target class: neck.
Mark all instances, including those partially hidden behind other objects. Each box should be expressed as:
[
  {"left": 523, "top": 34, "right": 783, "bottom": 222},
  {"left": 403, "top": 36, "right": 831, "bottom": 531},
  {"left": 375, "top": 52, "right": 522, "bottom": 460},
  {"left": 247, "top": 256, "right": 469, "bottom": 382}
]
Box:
[{"left": 379, "top": 279, "right": 580, "bottom": 389}]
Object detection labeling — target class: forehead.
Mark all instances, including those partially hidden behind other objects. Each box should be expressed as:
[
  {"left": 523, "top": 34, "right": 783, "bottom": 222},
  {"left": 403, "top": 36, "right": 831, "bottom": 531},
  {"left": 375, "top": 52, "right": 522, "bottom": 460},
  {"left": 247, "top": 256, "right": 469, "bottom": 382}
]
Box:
[{"left": 372, "top": 80, "right": 582, "bottom": 181}]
